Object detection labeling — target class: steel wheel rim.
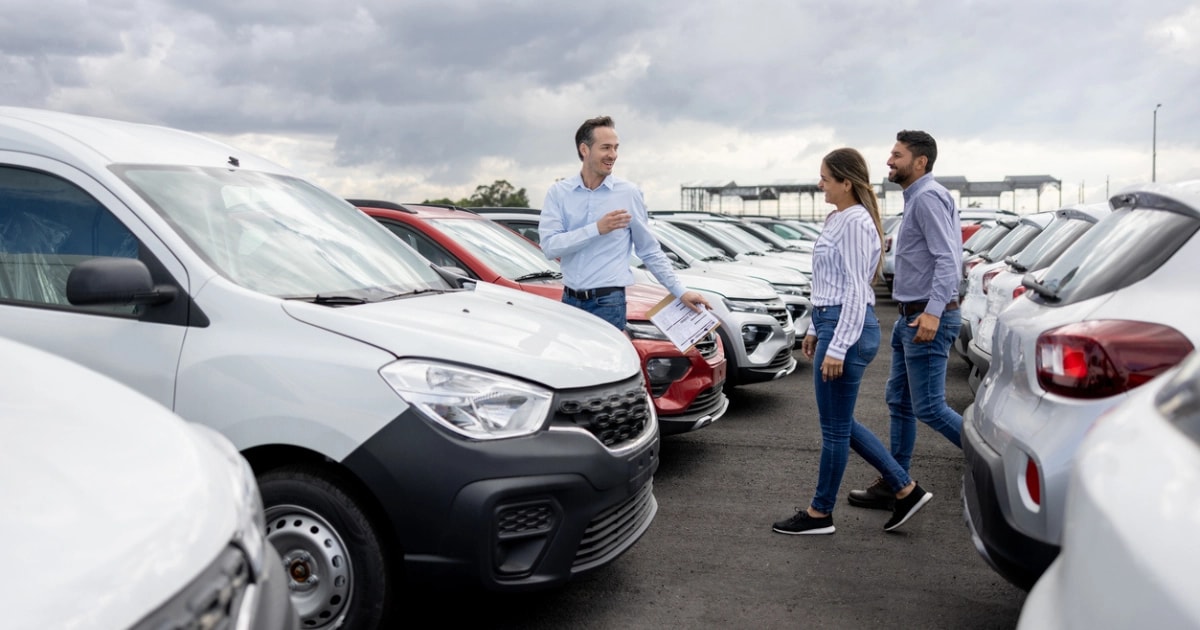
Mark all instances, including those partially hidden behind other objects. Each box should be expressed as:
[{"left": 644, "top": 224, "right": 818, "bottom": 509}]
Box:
[{"left": 264, "top": 504, "right": 353, "bottom": 629}]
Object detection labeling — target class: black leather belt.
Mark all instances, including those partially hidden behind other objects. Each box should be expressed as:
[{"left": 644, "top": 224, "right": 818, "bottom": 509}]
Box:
[
  {"left": 564, "top": 286, "right": 624, "bottom": 300},
  {"left": 898, "top": 300, "right": 959, "bottom": 316}
]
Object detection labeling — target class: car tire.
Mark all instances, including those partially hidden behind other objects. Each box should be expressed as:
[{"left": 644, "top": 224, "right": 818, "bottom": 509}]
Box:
[{"left": 259, "top": 465, "right": 393, "bottom": 630}]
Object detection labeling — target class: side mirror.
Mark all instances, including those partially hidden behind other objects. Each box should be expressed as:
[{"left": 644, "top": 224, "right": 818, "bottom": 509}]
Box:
[
  {"left": 432, "top": 264, "right": 474, "bottom": 288},
  {"left": 66, "top": 257, "right": 177, "bottom": 306}
]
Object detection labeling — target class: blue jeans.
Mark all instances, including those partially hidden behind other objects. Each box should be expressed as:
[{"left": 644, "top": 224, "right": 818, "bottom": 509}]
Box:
[
  {"left": 563, "top": 289, "right": 627, "bottom": 330},
  {"left": 810, "top": 305, "right": 911, "bottom": 514},
  {"left": 886, "top": 309, "right": 964, "bottom": 472}
]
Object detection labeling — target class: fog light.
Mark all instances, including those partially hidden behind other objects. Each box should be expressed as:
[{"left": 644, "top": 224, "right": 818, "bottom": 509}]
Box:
[
  {"left": 646, "top": 357, "right": 690, "bottom": 397},
  {"left": 741, "top": 324, "right": 772, "bottom": 354}
]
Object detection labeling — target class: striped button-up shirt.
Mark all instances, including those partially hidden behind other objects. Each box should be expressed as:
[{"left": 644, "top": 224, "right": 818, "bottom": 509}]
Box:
[
  {"left": 810, "top": 204, "right": 881, "bottom": 361},
  {"left": 539, "top": 173, "right": 686, "bottom": 297}
]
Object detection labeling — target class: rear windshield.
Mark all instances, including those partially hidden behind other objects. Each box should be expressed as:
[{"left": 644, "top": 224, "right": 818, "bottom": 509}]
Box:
[
  {"left": 981, "top": 223, "right": 1041, "bottom": 262},
  {"left": 1033, "top": 208, "right": 1199, "bottom": 304},
  {"left": 1007, "top": 217, "right": 1094, "bottom": 272},
  {"left": 967, "top": 223, "right": 1011, "bottom": 254}
]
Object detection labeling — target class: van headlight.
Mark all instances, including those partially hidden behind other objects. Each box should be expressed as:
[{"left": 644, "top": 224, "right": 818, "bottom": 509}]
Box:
[
  {"left": 770, "top": 283, "right": 807, "bottom": 297},
  {"left": 381, "top": 360, "right": 553, "bottom": 439}
]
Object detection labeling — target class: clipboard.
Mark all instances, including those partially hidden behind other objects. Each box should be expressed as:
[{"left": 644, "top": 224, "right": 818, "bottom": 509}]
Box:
[{"left": 647, "top": 294, "right": 721, "bottom": 353}]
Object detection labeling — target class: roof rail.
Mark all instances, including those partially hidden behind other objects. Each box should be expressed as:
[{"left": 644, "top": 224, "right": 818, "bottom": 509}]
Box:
[
  {"left": 471, "top": 207, "right": 541, "bottom": 215},
  {"left": 345, "top": 199, "right": 415, "bottom": 213}
]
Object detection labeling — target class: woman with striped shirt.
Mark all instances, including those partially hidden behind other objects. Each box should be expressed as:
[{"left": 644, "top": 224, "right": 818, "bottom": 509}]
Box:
[{"left": 772, "top": 148, "right": 932, "bottom": 535}]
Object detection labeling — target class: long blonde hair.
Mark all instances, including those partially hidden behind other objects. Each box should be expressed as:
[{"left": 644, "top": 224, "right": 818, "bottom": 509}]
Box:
[{"left": 822, "top": 147, "right": 885, "bottom": 281}]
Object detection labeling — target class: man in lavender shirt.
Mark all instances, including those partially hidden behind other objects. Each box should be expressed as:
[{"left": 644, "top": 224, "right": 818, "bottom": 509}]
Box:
[{"left": 848, "top": 130, "right": 963, "bottom": 511}]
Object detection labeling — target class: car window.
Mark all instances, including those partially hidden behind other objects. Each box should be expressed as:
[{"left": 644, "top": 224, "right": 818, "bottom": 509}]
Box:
[
  {"left": 1007, "top": 217, "right": 1093, "bottom": 272},
  {"left": 1036, "top": 208, "right": 1199, "bottom": 304},
  {"left": 428, "top": 217, "right": 559, "bottom": 279},
  {"left": 962, "top": 224, "right": 994, "bottom": 251},
  {"left": 970, "top": 224, "right": 1014, "bottom": 257},
  {"left": 0, "top": 166, "right": 138, "bottom": 314},
  {"left": 982, "top": 223, "right": 1042, "bottom": 262},
  {"left": 377, "top": 220, "right": 476, "bottom": 276}
]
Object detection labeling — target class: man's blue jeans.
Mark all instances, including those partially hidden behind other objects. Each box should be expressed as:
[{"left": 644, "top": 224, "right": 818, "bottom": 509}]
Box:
[
  {"left": 886, "top": 308, "right": 964, "bottom": 472},
  {"left": 563, "top": 289, "right": 627, "bottom": 330},
  {"left": 810, "top": 305, "right": 911, "bottom": 514}
]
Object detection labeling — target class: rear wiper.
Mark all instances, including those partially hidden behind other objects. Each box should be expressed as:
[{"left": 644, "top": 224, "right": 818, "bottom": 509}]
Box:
[
  {"left": 1022, "top": 275, "right": 1059, "bottom": 302},
  {"left": 1006, "top": 256, "right": 1028, "bottom": 273},
  {"left": 513, "top": 270, "right": 563, "bottom": 282},
  {"left": 285, "top": 295, "right": 369, "bottom": 306}
]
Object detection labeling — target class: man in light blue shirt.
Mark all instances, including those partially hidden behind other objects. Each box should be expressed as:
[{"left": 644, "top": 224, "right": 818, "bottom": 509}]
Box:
[
  {"left": 539, "top": 116, "right": 710, "bottom": 330},
  {"left": 848, "top": 130, "right": 964, "bottom": 511}
]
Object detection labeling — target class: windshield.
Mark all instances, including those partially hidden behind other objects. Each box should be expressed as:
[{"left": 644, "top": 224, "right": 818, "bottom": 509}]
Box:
[
  {"left": 428, "top": 217, "right": 560, "bottom": 279},
  {"left": 652, "top": 221, "right": 727, "bottom": 261},
  {"left": 703, "top": 222, "right": 771, "bottom": 253},
  {"left": 117, "top": 166, "right": 445, "bottom": 299},
  {"left": 737, "top": 222, "right": 793, "bottom": 249}
]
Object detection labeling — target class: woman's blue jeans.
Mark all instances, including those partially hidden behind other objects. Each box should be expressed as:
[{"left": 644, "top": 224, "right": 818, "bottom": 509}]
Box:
[
  {"left": 810, "top": 304, "right": 911, "bottom": 514},
  {"left": 885, "top": 309, "right": 964, "bottom": 472}
]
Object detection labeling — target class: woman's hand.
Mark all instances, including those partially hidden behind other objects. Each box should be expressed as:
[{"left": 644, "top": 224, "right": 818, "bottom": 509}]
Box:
[
  {"left": 801, "top": 334, "right": 817, "bottom": 360},
  {"left": 820, "top": 356, "right": 844, "bottom": 382}
]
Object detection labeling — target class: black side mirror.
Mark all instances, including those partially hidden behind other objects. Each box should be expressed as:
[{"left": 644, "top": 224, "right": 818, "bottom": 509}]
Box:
[{"left": 66, "top": 257, "right": 177, "bottom": 306}]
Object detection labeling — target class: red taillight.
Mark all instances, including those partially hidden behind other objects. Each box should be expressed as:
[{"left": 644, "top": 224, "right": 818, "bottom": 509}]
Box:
[
  {"left": 982, "top": 268, "right": 1002, "bottom": 295},
  {"left": 1024, "top": 457, "right": 1041, "bottom": 506},
  {"left": 1012, "top": 285, "right": 1026, "bottom": 299},
  {"left": 1036, "top": 320, "right": 1194, "bottom": 399}
]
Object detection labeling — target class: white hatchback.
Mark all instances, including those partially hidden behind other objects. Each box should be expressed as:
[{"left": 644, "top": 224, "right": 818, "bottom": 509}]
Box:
[{"left": 963, "top": 180, "right": 1200, "bottom": 590}]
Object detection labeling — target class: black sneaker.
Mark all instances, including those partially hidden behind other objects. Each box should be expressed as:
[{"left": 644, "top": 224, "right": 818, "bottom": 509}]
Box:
[
  {"left": 847, "top": 477, "right": 895, "bottom": 511},
  {"left": 884, "top": 484, "right": 933, "bottom": 532},
  {"left": 772, "top": 509, "right": 835, "bottom": 535}
]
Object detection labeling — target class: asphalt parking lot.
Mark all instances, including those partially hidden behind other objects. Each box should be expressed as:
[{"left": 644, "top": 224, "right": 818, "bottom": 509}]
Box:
[{"left": 417, "top": 287, "right": 1028, "bottom": 629}]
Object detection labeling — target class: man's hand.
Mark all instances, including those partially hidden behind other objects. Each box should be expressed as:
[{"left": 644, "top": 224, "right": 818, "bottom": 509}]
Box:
[
  {"left": 801, "top": 334, "right": 817, "bottom": 360},
  {"left": 597, "top": 209, "right": 631, "bottom": 234},
  {"left": 680, "top": 291, "right": 712, "bottom": 312},
  {"left": 908, "top": 312, "right": 940, "bottom": 343}
]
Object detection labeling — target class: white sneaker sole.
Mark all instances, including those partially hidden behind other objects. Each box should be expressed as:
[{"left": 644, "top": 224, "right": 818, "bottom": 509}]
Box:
[
  {"left": 884, "top": 491, "right": 933, "bottom": 532},
  {"left": 772, "top": 524, "right": 836, "bottom": 535}
]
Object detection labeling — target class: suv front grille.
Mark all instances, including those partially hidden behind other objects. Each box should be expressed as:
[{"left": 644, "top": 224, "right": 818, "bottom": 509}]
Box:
[
  {"left": 684, "top": 386, "right": 725, "bottom": 416},
  {"left": 554, "top": 375, "right": 651, "bottom": 449},
  {"left": 768, "top": 305, "right": 791, "bottom": 329},
  {"left": 572, "top": 481, "right": 656, "bottom": 572}
]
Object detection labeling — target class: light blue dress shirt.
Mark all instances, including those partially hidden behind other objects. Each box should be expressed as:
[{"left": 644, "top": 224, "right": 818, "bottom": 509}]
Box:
[
  {"left": 539, "top": 173, "right": 686, "bottom": 297},
  {"left": 892, "top": 173, "right": 961, "bottom": 317}
]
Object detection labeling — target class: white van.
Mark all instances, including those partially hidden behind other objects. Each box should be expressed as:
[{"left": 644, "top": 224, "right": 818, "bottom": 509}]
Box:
[
  {"left": 1, "top": 336, "right": 296, "bottom": 629},
  {"left": 0, "top": 107, "right": 660, "bottom": 629}
]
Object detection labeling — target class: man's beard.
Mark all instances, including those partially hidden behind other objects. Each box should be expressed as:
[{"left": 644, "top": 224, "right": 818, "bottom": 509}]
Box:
[{"left": 887, "top": 166, "right": 910, "bottom": 185}]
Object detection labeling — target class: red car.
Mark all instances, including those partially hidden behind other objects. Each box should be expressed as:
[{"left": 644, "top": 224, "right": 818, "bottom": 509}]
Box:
[{"left": 350, "top": 200, "right": 729, "bottom": 436}]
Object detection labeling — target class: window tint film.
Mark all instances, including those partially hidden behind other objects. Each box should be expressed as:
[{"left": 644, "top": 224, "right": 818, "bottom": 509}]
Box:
[
  {"left": 0, "top": 166, "right": 138, "bottom": 314},
  {"left": 1038, "top": 208, "right": 1199, "bottom": 304},
  {"left": 1008, "top": 218, "right": 1093, "bottom": 272}
]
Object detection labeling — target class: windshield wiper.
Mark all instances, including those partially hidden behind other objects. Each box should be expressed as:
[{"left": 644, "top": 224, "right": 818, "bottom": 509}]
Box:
[
  {"left": 701, "top": 255, "right": 729, "bottom": 263},
  {"left": 379, "top": 288, "right": 447, "bottom": 301},
  {"left": 513, "top": 270, "right": 563, "bottom": 282},
  {"left": 285, "top": 295, "right": 369, "bottom": 306}
]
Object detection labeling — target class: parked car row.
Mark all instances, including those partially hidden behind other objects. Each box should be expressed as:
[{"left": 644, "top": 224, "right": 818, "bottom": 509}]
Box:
[
  {"left": 0, "top": 107, "right": 834, "bottom": 628},
  {"left": 944, "top": 180, "right": 1200, "bottom": 626}
]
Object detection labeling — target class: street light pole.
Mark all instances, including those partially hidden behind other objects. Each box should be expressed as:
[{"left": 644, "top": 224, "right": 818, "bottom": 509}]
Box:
[{"left": 1153, "top": 103, "right": 1162, "bottom": 182}]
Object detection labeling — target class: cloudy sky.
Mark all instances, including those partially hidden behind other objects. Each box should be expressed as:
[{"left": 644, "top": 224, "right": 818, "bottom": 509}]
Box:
[{"left": 3, "top": 0, "right": 1198, "bottom": 215}]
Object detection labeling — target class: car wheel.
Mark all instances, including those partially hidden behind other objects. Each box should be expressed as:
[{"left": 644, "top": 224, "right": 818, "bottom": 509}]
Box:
[{"left": 259, "top": 465, "right": 393, "bottom": 630}]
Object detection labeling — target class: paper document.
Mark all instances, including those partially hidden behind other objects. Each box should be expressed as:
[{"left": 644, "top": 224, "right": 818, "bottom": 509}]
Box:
[{"left": 647, "top": 294, "right": 721, "bottom": 353}]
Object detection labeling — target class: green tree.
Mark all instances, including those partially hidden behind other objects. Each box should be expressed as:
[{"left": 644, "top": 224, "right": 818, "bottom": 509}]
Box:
[{"left": 465, "top": 179, "right": 530, "bottom": 208}]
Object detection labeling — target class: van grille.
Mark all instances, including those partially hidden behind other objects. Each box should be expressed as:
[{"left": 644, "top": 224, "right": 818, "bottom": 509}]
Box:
[
  {"left": 572, "top": 481, "right": 656, "bottom": 572},
  {"left": 554, "top": 376, "right": 651, "bottom": 449},
  {"left": 768, "top": 305, "right": 791, "bottom": 329}
]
